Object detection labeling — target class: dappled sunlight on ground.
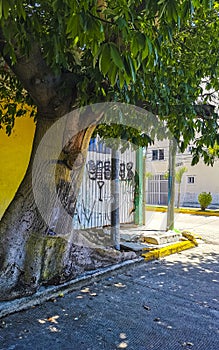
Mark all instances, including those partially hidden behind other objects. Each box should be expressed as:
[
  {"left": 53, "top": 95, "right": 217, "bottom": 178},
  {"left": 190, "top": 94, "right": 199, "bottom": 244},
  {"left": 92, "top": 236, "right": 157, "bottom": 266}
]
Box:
[
  {"left": 0, "top": 212, "right": 218, "bottom": 349},
  {"left": 1, "top": 242, "right": 218, "bottom": 349}
]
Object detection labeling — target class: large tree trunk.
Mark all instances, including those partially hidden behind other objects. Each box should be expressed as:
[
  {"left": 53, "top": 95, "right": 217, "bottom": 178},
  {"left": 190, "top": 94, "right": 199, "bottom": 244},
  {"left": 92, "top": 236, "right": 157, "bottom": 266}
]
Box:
[
  {"left": 0, "top": 40, "right": 136, "bottom": 301},
  {"left": 0, "top": 106, "right": 135, "bottom": 301},
  {"left": 0, "top": 110, "right": 96, "bottom": 300}
]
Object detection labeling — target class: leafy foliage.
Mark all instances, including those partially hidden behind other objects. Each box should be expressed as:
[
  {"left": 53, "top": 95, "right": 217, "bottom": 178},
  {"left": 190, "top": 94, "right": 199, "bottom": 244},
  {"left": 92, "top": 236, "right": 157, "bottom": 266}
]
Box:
[
  {"left": 0, "top": 1, "right": 218, "bottom": 160},
  {"left": 198, "top": 191, "right": 212, "bottom": 210},
  {"left": 0, "top": 59, "right": 36, "bottom": 134},
  {"left": 175, "top": 167, "right": 188, "bottom": 184},
  {"left": 175, "top": 166, "right": 187, "bottom": 208}
]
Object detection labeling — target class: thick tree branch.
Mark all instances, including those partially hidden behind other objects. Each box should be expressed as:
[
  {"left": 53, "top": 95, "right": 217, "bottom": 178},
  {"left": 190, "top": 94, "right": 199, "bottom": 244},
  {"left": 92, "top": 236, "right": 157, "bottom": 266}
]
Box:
[{"left": 0, "top": 34, "right": 77, "bottom": 119}]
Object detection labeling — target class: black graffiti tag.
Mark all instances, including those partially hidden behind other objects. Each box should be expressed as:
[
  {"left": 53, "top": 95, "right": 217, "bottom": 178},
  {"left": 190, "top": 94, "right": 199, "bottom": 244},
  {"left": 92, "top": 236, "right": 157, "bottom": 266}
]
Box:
[
  {"left": 126, "top": 161, "right": 134, "bottom": 180},
  {"left": 104, "top": 161, "right": 111, "bottom": 180},
  {"left": 86, "top": 160, "right": 96, "bottom": 180},
  {"left": 86, "top": 160, "right": 134, "bottom": 201},
  {"left": 119, "top": 162, "right": 126, "bottom": 180}
]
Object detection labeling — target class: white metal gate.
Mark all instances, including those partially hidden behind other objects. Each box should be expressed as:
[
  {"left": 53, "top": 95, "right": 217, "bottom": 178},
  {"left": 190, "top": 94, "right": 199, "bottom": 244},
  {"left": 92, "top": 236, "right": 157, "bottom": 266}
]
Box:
[
  {"left": 146, "top": 174, "right": 168, "bottom": 205},
  {"left": 73, "top": 139, "right": 136, "bottom": 229}
]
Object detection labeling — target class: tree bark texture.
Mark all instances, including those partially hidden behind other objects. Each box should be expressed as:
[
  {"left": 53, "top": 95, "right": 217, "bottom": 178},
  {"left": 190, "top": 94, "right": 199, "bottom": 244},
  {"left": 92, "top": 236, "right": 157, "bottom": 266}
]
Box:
[{"left": 0, "top": 108, "right": 136, "bottom": 301}]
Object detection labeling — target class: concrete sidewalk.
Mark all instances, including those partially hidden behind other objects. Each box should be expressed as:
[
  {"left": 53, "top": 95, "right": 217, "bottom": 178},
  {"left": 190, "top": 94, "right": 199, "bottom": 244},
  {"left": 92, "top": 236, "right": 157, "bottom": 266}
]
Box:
[
  {"left": 0, "top": 219, "right": 196, "bottom": 320},
  {"left": 0, "top": 234, "right": 218, "bottom": 350}
]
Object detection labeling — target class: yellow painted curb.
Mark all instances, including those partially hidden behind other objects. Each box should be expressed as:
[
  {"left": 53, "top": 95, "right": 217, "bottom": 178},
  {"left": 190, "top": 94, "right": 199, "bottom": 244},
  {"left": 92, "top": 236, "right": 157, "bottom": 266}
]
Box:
[
  {"left": 181, "top": 231, "right": 198, "bottom": 246},
  {"left": 142, "top": 240, "right": 196, "bottom": 261},
  {"left": 146, "top": 206, "right": 166, "bottom": 213},
  {"left": 145, "top": 206, "right": 219, "bottom": 217}
]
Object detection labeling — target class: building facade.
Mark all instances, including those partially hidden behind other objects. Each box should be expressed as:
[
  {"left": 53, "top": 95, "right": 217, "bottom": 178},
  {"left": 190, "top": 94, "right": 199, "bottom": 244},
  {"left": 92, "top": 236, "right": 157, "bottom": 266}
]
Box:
[{"left": 146, "top": 139, "right": 219, "bottom": 209}]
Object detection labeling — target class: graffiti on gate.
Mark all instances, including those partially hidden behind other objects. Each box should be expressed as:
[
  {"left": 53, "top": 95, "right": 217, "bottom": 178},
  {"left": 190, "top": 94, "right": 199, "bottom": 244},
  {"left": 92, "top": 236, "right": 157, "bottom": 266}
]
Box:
[{"left": 86, "top": 160, "right": 134, "bottom": 201}]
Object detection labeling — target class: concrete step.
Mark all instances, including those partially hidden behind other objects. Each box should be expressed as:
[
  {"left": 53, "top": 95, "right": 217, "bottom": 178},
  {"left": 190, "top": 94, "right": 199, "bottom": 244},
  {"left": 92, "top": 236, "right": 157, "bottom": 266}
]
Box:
[
  {"left": 120, "top": 242, "right": 155, "bottom": 252},
  {"left": 140, "top": 231, "right": 182, "bottom": 245}
]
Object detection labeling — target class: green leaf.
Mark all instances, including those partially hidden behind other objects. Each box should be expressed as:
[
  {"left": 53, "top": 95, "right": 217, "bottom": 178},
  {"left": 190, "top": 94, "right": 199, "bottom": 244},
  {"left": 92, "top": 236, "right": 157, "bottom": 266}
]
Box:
[
  {"left": 136, "top": 33, "right": 146, "bottom": 50},
  {"left": 3, "top": 0, "right": 10, "bottom": 19},
  {"left": 191, "top": 154, "right": 199, "bottom": 166},
  {"left": 131, "top": 37, "right": 139, "bottom": 57},
  {"left": 118, "top": 70, "right": 125, "bottom": 89},
  {"left": 128, "top": 56, "right": 136, "bottom": 82},
  {"left": 110, "top": 43, "right": 124, "bottom": 70},
  {"left": 99, "top": 44, "right": 111, "bottom": 76},
  {"left": 108, "top": 62, "right": 118, "bottom": 86},
  {"left": 142, "top": 43, "right": 149, "bottom": 60},
  {"left": 17, "top": 1, "right": 26, "bottom": 20},
  {"left": 0, "top": 0, "right": 2, "bottom": 19},
  {"left": 192, "top": 0, "right": 201, "bottom": 8},
  {"left": 146, "top": 37, "right": 153, "bottom": 55},
  {"left": 6, "top": 124, "right": 12, "bottom": 135},
  {"left": 16, "top": 109, "right": 25, "bottom": 117},
  {"left": 66, "top": 14, "right": 80, "bottom": 38}
]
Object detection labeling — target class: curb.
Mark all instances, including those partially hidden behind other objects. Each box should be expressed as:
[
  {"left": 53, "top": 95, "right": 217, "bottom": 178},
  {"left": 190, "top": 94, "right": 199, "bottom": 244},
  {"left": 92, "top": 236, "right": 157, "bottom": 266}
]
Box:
[
  {"left": 142, "top": 240, "right": 196, "bottom": 261},
  {"left": 0, "top": 257, "right": 144, "bottom": 319},
  {"left": 146, "top": 207, "right": 219, "bottom": 217}
]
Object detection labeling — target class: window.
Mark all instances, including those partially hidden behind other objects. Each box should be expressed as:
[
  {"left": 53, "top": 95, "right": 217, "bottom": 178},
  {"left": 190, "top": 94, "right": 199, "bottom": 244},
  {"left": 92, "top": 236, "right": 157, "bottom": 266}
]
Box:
[
  {"left": 152, "top": 149, "right": 164, "bottom": 160},
  {"left": 187, "top": 176, "right": 195, "bottom": 184},
  {"left": 152, "top": 150, "right": 158, "bottom": 160},
  {"left": 159, "top": 149, "right": 164, "bottom": 160}
]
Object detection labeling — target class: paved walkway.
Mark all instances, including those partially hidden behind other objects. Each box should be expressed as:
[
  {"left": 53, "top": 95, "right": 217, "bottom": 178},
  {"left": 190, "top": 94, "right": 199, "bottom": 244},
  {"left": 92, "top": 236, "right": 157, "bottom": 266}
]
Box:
[
  {"left": 0, "top": 214, "right": 218, "bottom": 350},
  {"left": 145, "top": 211, "right": 218, "bottom": 237}
]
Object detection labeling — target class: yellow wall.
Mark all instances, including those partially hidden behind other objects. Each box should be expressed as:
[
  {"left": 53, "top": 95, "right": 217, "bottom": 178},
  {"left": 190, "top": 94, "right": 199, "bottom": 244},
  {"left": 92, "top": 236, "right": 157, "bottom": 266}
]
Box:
[{"left": 0, "top": 116, "right": 36, "bottom": 218}]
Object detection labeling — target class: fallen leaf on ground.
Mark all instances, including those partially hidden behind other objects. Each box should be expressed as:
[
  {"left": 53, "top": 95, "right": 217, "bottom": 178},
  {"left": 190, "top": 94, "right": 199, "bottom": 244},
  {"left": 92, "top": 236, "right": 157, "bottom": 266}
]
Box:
[
  {"left": 47, "top": 315, "right": 59, "bottom": 324},
  {"left": 143, "top": 304, "right": 151, "bottom": 311},
  {"left": 38, "top": 319, "right": 46, "bottom": 324},
  {"left": 117, "top": 341, "right": 128, "bottom": 348},
  {"left": 114, "top": 283, "right": 126, "bottom": 288},
  {"left": 182, "top": 342, "right": 194, "bottom": 347},
  {"left": 80, "top": 288, "right": 90, "bottom": 293},
  {"left": 119, "top": 333, "right": 127, "bottom": 339},
  {"left": 76, "top": 295, "right": 83, "bottom": 299},
  {"left": 48, "top": 326, "right": 60, "bottom": 333}
]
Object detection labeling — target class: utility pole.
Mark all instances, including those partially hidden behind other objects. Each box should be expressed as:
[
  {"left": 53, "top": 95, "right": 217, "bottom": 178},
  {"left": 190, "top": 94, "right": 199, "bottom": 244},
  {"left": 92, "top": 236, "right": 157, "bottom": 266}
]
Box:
[
  {"left": 166, "top": 138, "right": 177, "bottom": 231},
  {"left": 134, "top": 147, "right": 144, "bottom": 225},
  {"left": 111, "top": 148, "right": 120, "bottom": 250},
  {"left": 143, "top": 152, "right": 146, "bottom": 225}
]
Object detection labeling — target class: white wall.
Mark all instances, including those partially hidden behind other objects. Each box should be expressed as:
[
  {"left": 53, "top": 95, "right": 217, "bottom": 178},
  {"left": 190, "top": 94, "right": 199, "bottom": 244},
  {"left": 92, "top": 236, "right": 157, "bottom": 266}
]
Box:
[{"left": 146, "top": 140, "right": 219, "bottom": 208}]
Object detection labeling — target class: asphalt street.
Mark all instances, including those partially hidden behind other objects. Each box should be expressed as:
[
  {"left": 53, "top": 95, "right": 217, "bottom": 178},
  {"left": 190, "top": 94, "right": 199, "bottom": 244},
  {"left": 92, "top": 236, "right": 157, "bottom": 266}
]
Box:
[{"left": 0, "top": 213, "right": 218, "bottom": 350}]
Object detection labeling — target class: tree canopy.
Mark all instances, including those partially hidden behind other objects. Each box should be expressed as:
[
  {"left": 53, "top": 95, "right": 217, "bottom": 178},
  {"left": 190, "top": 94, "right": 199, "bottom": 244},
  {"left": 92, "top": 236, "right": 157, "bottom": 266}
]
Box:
[{"left": 0, "top": 0, "right": 218, "bottom": 162}]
